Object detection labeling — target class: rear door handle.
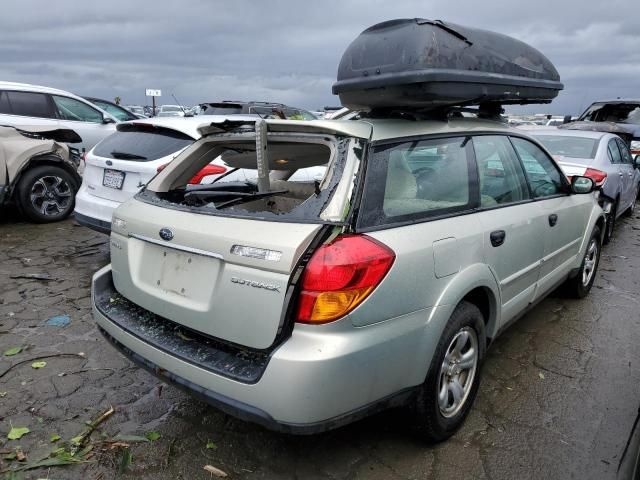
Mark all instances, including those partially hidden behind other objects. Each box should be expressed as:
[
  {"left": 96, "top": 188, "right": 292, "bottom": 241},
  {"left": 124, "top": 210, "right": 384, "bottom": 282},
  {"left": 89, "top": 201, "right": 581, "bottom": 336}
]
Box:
[
  {"left": 490, "top": 230, "right": 506, "bottom": 247},
  {"left": 548, "top": 214, "right": 558, "bottom": 227}
]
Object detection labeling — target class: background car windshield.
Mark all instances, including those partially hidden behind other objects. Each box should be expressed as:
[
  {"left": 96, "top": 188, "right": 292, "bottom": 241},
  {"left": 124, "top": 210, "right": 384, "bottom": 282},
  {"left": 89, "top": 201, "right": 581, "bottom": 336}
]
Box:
[
  {"left": 162, "top": 106, "right": 182, "bottom": 112},
  {"left": 579, "top": 102, "right": 640, "bottom": 124},
  {"left": 93, "top": 128, "right": 193, "bottom": 161},
  {"left": 200, "top": 104, "right": 243, "bottom": 115},
  {"left": 90, "top": 100, "right": 137, "bottom": 121},
  {"left": 534, "top": 135, "right": 598, "bottom": 159}
]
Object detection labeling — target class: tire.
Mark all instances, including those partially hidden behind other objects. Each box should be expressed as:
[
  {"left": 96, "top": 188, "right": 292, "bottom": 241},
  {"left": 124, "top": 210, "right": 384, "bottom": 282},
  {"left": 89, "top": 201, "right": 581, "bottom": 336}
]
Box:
[
  {"left": 623, "top": 186, "right": 638, "bottom": 217},
  {"left": 15, "top": 165, "right": 78, "bottom": 223},
  {"left": 603, "top": 201, "right": 616, "bottom": 245},
  {"left": 563, "top": 226, "right": 601, "bottom": 299},
  {"left": 413, "top": 301, "right": 486, "bottom": 442}
]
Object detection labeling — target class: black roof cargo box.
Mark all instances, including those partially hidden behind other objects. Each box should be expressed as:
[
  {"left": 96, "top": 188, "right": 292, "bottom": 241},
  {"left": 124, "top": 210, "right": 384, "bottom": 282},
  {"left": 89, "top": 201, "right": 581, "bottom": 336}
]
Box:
[{"left": 332, "top": 19, "right": 563, "bottom": 111}]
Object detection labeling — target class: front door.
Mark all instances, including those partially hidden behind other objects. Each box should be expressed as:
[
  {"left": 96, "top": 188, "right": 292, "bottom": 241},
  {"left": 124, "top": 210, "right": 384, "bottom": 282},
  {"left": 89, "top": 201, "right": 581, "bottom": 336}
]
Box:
[{"left": 511, "top": 136, "right": 589, "bottom": 299}]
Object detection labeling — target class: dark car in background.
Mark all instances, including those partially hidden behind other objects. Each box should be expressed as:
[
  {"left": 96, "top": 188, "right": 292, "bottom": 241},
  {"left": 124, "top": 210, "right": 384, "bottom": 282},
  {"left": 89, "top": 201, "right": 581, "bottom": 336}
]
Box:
[
  {"left": 578, "top": 99, "right": 640, "bottom": 155},
  {"left": 198, "top": 100, "right": 316, "bottom": 120}
]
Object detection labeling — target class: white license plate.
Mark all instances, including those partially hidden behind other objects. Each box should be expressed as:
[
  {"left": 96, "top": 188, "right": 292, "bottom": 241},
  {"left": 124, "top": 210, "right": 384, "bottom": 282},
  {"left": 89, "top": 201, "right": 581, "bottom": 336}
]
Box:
[{"left": 103, "top": 169, "right": 125, "bottom": 189}]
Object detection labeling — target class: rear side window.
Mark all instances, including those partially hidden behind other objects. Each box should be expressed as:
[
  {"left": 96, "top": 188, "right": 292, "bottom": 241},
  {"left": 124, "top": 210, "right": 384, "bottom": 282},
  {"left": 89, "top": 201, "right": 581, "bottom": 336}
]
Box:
[
  {"left": 93, "top": 127, "right": 193, "bottom": 161},
  {"left": 616, "top": 137, "right": 633, "bottom": 164},
  {"left": 472, "top": 136, "right": 530, "bottom": 207},
  {"left": 2, "top": 91, "right": 55, "bottom": 118},
  {"left": 607, "top": 139, "right": 622, "bottom": 164},
  {"left": 511, "top": 137, "right": 565, "bottom": 198},
  {"left": 53, "top": 95, "right": 103, "bottom": 123},
  {"left": 358, "top": 137, "right": 476, "bottom": 228}
]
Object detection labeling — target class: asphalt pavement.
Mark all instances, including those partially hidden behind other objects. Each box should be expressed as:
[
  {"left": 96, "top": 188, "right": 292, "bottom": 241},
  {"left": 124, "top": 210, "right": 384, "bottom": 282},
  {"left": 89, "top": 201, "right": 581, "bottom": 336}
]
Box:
[{"left": 1, "top": 211, "right": 639, "bottom": 479}]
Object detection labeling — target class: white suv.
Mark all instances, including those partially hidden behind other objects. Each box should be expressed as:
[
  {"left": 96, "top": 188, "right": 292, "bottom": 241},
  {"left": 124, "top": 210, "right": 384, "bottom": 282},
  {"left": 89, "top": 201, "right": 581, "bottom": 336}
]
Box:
[{"left": 0, "top": 81, "right": 119, "bottom": 151}]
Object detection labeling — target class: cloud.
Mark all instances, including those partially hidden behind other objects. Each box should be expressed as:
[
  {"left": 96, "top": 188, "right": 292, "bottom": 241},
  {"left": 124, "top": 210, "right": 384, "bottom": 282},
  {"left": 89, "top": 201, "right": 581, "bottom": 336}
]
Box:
[{"left": 0, "top": 0, "right": 638, "bottom": 114}]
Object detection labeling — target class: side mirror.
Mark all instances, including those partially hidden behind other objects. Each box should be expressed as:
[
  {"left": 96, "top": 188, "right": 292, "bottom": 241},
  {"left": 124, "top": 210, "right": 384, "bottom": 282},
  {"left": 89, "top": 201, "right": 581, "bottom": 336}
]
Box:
[
  {"left": 634, "top": 155, "right": 640, "bottom": 169},
  {"left": 102, "top": 115, "right": 116, "bottom": 124},
  {"left": 571, "top": 175, "right": 595, "bottom": 194}
]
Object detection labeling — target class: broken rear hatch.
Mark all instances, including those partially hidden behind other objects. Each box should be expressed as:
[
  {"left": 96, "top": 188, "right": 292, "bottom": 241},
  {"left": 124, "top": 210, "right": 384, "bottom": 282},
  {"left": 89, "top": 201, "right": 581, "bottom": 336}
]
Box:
[{"left": 109, "top": 119, "right": 370, "bottom": 350}]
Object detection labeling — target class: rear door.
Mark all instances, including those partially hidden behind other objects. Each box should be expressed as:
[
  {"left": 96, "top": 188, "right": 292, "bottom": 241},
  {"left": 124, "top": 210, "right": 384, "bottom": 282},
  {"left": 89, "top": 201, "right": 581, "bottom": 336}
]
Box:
[
  {"left": 471, "top": 135, "right": 544, "bottom": 326},
  {"left": 607, "top": 138, "right": 627, "bottom": 212},
  {"left": 616, "top": 137, "right": 636, "bottom": 209},
  {"left": 84, "top": 126, "right": 194, "bottom": 203},
  {"left": 511, "top": 136, "right": 590, "bottom": 298},
  {"left": 0, "top": 90, "right": 60, "bottom": 129}
]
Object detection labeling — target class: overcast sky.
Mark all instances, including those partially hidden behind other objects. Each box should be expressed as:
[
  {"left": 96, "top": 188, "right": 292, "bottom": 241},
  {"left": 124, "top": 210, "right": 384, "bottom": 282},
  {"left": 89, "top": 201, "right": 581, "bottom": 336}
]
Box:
[{"left": 1, "top": 0, "right": 639, "bottom": 115}]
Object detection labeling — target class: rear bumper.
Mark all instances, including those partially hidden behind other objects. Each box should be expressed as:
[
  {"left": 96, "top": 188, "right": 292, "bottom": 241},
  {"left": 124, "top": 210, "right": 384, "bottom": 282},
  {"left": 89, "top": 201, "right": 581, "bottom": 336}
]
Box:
[
  {"left": 92, "top": 265, "right": 434, "bottom": 433},
  {"left": 74, "top": 212, "right": 111, "bottom": 234},
  {"left": 74, "top": 185, "right": 119, "bottom": 233}
]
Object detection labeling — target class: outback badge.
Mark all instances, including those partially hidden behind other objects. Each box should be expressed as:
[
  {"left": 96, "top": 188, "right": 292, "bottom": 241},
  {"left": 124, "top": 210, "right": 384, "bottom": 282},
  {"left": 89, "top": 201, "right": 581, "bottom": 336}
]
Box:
[{"left": 159, "top": 228, "right": 174, "bottom": 241}]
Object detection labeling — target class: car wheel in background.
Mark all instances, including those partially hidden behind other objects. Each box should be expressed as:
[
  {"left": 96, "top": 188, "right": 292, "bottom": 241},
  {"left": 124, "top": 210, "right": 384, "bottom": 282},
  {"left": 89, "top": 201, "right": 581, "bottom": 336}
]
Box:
[
  {"left": 563, "top": 226, "right": 601, "bottom": 299},
  {"left": 623, "top": 186, "right": 639, "bottom": 217},
  {"left": 413, "top": 301, "right": 486, "bottom": 442},
  {"left": 603, "top": 201, "right": 617, "bottom": 245},
  {"left": 15, "top": 165, "right": 78, "bottom": 223}
]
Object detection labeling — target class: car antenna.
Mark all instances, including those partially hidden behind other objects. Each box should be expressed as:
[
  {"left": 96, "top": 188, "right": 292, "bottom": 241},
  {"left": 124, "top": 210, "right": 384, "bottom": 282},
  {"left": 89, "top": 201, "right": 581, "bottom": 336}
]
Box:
[{"left": 172, "top": 94, "right": 187, "bottom": 115}]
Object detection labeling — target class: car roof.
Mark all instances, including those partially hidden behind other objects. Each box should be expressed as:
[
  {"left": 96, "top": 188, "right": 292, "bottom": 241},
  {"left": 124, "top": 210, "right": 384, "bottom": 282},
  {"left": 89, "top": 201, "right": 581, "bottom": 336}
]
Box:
[
  {"left": 119, "top": 115, "right": 259, "bottom": 139},
  {"left": 197, "top": 117, "right": 519, "bottom": 142},
  {"left": 0, "top": 80, "right": 81, "bottom": 97},
  {"left": 525, "top": 128, "right": 609, "bottom": 139},
  {"left": 587, "top": 99, "right": 640, "bottom": 105}
]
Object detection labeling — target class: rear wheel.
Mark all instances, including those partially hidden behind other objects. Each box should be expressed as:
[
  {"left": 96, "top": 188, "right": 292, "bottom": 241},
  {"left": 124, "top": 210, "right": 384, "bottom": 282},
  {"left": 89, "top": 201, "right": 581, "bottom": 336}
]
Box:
[
  {"left": 603, "top": 201, "right": 617, "bottom": 245},
  {"left": 15, "top": 165, "right": 77, "bottom": 223},
  {"left": 623, "top": 186, "right": 638, "bottom": 217},
  {"left": 564, "top": 226, "right": 601, "bottom": 298},
  {"left": 413, "top": 301, "right": 486, "bottom": 442}
]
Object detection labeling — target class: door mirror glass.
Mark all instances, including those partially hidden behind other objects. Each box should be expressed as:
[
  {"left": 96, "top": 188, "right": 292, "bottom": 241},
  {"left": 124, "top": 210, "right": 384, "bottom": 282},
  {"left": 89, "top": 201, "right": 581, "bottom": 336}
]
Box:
[
  {"left": 571, "top": 175, "right": 595, "bottom": 194},
  {"left": 634, "top": 155, "right": 640, "bottom": 168}
]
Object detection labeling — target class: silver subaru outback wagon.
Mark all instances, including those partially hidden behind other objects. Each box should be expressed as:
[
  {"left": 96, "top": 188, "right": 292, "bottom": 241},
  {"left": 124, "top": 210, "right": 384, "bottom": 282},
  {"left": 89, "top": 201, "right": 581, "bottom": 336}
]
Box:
[{"left": 92, "top": 116, "right": 604, "bottom": 441}]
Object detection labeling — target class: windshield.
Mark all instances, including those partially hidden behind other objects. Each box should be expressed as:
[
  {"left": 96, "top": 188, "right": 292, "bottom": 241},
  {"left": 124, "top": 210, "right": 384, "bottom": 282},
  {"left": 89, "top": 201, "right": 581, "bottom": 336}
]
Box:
[
  {"left": 533, "top": 135, "right": 598, "bottom": 159},
  {"left": 141, "top": 134, "right": 363, "bottom": 223},
  {"left": 579, "top": 102, "right": 640, "bottom": 125},
  {"left": 200, "top": 104, "right": 243, "bottom": 115},
  {"left": 93, "top": 127, "right": 193, "bottom": 161},
  {"left": 89, "top": 99, "right": 137, "bottom": 121}
]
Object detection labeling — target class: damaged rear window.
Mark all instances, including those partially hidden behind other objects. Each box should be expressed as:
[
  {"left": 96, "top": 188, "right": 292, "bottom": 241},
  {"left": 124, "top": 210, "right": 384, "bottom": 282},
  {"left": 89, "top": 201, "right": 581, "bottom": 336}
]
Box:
[{"left": 139, "top": 134, "right": 364, "bottom": 223}]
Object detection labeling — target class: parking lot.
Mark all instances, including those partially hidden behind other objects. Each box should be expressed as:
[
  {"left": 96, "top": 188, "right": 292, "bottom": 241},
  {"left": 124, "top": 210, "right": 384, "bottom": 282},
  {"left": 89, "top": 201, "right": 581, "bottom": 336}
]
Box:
[{"left": 0, "top": 211, "right": 638, "bottom": 479}]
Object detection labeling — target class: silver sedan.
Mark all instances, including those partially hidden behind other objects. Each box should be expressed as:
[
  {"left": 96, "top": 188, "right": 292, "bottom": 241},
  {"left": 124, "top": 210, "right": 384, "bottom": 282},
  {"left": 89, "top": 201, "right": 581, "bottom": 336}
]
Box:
[{"left": 528, "top": 128, "right": 640, "bottom": 243}]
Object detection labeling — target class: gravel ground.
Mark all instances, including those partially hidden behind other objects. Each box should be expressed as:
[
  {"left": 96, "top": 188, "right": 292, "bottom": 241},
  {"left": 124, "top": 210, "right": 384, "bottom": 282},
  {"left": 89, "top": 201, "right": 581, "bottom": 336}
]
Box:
[{"left": 1, "top": 211, "right": 640, "bottom": 480}]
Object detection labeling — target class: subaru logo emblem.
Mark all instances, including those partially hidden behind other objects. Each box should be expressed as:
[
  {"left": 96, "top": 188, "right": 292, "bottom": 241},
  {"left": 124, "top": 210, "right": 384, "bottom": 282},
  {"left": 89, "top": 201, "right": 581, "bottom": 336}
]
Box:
[{"left": 159, "top": 228, "right": 173, "bottom": 241}]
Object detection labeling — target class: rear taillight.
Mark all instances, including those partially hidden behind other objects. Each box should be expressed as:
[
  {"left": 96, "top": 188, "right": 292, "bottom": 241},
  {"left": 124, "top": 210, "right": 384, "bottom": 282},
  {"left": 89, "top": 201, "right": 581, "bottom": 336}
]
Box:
[
  {"left": 188, "top": 164, "right": 227, "bottom": 184},
  {"left": 584, "top": 168, "right": 607, "bottom": 187},
  {"left": 296, "top": 235, "right": 395, "bottom": 324},
  {"left": 156, "top": 163, "right": 227, "bottom": 184}
]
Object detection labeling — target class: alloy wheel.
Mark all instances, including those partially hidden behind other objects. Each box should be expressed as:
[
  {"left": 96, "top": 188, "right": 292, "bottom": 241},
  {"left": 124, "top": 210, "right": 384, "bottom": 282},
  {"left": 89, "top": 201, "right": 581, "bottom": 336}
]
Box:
[
  {"left": 582, "top": 238, "right": 598, "bottom": 287},
  {"left": 29, "top": 175, "right": 72, "bottom": 217},
  {"left": 437, "top": 326, "right": 479, "bottom": 418}
]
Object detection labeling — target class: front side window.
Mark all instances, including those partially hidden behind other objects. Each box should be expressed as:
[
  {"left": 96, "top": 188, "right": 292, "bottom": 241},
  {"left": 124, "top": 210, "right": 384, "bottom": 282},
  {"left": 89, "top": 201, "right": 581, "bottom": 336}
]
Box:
[
  {"left": 358, "top": 137, "right": 475, "bottom": 228},
  {"left": 511, "top": 137, "right": 565, "bottom": 198},
  {"left": 607, "top": 139, "right": 622, "bottom": 164},
  {"left": 472, "top": 136, "right": 530, "bottom": 207},
  {"left": 52, "top": 95, "right": 103, "bottom": 123},
  {"left": 4, "top": 91, "right": 55, "bottom": 118}
]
